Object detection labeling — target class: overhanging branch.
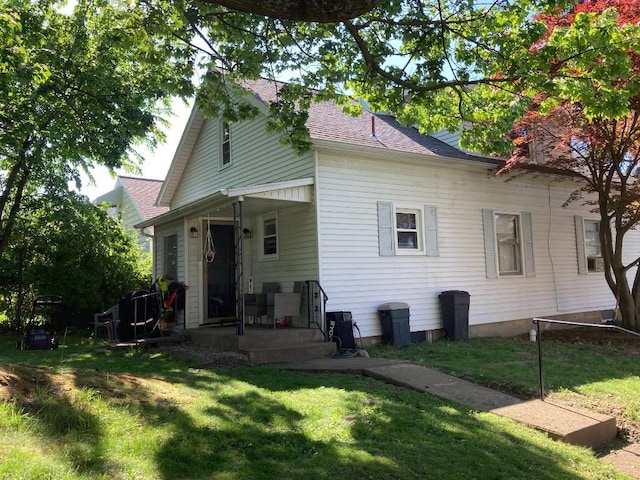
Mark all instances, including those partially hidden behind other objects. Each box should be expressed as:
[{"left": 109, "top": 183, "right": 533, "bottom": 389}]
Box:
[{"left": 200, "top": 0, "right": 383, "bottom": 22}]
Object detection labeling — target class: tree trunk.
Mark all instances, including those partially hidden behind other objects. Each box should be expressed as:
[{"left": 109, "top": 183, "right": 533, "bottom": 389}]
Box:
[
  {"left": 618, "top": 287, "right": 638, "bottom": 330},
  {"left": 202, "top": 0, "right": 383, "bottom": 22}
]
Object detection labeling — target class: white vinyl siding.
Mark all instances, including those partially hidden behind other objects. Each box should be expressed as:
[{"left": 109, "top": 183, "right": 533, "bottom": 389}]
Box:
[
  {"left": 316, "top": 152, "right": 619, "bottom": 338},
  {"left": 249, "top": 203, "right": 318, "bottom": 296},
  {"left": 171, "top": 115, "right": 315, "bottom": 209}
]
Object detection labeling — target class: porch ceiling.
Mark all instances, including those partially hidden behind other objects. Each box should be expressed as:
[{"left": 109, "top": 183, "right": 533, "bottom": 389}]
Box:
[{"left": 135, "top": 177, "right": 314, "bottom": 228}]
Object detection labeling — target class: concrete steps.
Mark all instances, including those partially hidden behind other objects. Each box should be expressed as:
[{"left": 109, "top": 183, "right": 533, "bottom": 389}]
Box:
[
  {"left": 184, "top": 326, "right": 336, "bottom": 365},
  {"left": 491, "top": 400, "right": 617, "bottom": 448}
]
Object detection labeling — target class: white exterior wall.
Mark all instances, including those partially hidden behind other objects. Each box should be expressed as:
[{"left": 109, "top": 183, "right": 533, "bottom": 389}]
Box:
[
  {"left": 157, "top": 111, "right": 318, "bottom": 328},
  {"left": 247, "top": 202, "right": 319, "bottom": 293},
  {"left": 171, "top": 115, "right": 315, "bottom": 209},
  {"left": 316, "top": 152, "right": 637, "bottom": 338}
]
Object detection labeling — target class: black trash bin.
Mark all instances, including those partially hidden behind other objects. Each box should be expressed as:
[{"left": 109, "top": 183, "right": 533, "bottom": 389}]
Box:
[
  {"left": 378, "top": 302, "right": 411, "bottom": 347},
  {"left": 439, "top": 291, "right": 470, "bottom": 340}
]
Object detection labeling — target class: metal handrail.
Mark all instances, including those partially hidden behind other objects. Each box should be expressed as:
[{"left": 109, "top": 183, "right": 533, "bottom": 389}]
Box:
[
  {"left": 305, "top": 280, "right": 328, "bottom": 339},
  {"left": 532, "top": 317, "right": 640, "bottom": 400}
]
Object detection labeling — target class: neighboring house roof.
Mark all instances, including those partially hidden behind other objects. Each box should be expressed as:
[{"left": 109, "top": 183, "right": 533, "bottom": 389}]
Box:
[
  {"left": 118, "top": 176, "right": 168, "bottom": 221},
  {"left": 94, "top": 175, "right": 169, "bottom": 221},
  {"left": 158, "top": 77, "right": 503, "bottom": 206}
]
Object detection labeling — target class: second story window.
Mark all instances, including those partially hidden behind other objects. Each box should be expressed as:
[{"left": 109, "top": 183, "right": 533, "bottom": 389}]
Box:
[{"left": 221, "top": 121, "right": 231, "bottom": 166}]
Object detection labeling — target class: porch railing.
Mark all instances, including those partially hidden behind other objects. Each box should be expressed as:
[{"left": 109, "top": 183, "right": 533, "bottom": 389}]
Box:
[
  {"left": 532, "top": 317, "right": 640, "bottom": 401},
  {"left": 305, "top": 280, "right": 328, "bottom": 340}
]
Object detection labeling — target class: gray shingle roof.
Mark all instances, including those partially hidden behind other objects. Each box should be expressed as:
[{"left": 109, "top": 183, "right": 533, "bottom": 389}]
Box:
[
  {"left": 119, "top": 176, "right": 169, "bottom": 220},
  {"left": 240, "top": 78, "right": 501, "bottom": 164}
]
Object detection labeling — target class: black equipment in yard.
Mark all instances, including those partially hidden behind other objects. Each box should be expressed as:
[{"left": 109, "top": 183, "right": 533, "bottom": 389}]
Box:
[
  {"left": 116, "top": 278, "right": 188, "bottom": 342},
  {"left": 18, "top": 295, "right": 62, "bottom": 350},
  {"left": 326, "top": 311, "right": 357, "bottom": 350}
]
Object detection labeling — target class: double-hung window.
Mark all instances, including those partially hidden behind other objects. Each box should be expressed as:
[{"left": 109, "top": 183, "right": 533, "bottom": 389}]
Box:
[
  {"left": 482, "top": 209, "right": 535, "bottom": 278},
  {"left": 495, "top": 213, "right": 522, "bottom": 275},
  {"left": 575, "top": 216, "right": 603, "bottom": 273},
  {"left": 377, "top": 202, "right": 439, "bottom": 256},
  {"left": 259, "top": 213, "right": 278, "bottom": 259},
  {"left": 396, "top": 209, "right": 420, "bottom": 251}
]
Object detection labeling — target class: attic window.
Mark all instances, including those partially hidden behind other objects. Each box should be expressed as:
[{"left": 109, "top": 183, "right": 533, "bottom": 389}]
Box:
[{"left": 221, "top": 121, "right": 231, "bottom": 166}]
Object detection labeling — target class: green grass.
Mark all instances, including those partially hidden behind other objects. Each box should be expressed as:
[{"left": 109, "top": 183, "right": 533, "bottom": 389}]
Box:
[
  {"left": 0, "top": 334, "right": 633, "bottom": 479},
  {"left": 369, "top": 335, "right": 640, "bottom": 429}
]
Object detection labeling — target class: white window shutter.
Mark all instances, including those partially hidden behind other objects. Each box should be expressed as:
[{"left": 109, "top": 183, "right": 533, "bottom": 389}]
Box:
[
  {"left": 377, "top": 201, "right": 395, "bottom": 256},
  {"left": 482, "top": 209, "right": 498, "bottom": 279},
  {"left": 424, "top": 205, "right": 439, "bottom": 256},
  {"left": 575, "top": 215, "right": 587, "bottom": 275},
  {"left": 521, "top": 212, "right": 535, "bottom": 277}
]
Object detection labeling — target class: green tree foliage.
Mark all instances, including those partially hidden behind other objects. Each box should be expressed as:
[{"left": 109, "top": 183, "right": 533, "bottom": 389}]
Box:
[
  {"left": 489, "top": 2, "right": 640, "bottom": 330},
  {"left": 0, "top": 0, "right": 193, "bottom": 258},
  {"left": 200, "top": 0, "right": 383, "bottom": 22},
  {"left": 173, "top": 0, "right": 640, "bottom": 328},
  {"left": 168, "top": 0, "right": 569, "bottom": 145},
  {"left": 0, "top": 191, "right": 151, "bottom": 331}
]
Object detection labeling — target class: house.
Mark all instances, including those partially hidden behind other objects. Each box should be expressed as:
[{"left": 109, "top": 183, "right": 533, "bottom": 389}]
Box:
[
  {"left": 94, "top": 176, "right": 169, "bottom": 253},
  {"left": 136, "top": 78, "right": 637, "bottom": 343}
]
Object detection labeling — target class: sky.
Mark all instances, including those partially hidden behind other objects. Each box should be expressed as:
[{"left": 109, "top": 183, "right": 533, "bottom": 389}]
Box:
[{"left": 78, "top": 98, "right": 193, "bottom": 201}]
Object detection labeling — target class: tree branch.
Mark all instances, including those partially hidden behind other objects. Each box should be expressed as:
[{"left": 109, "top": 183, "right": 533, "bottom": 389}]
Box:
[
  {"left": 199, "top": 0, "right": 383, "bottom": 22},
  {"left": 342, "top": 19, "right": 520, "bottom": 92}
]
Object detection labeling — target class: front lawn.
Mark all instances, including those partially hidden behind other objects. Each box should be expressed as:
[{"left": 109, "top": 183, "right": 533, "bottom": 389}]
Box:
[
  {"left": 369, "top": 329, "right": 640, "bottom": 441},
  {"left": 0, "top": 334, "right": 629, "bottom": 479}
]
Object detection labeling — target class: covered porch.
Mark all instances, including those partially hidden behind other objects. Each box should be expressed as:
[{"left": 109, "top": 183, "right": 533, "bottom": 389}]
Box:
[{"left": 137, "top": 177, "right": 324, "bottom": 336}]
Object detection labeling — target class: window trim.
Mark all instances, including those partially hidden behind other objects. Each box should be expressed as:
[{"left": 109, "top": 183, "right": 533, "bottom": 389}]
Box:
[
  {"left": 377, "top": 201, "right": 439, "bottom": 257},
  {"left": 395, "top": 207, "right": 424, "bottom": 255},
  {"left": 258, "top": 212, "right": 278, "bottom": 261},
  {"left": 576, "top": 216, "right": 603, "bottom": 274},
  {"left": 219, "top": 120, "right": 231, "bottom": 168},
  {"left": 483, "top": 209, "right": 535, "bottom": 279},
  {"left": 494, "top": 212, "right": 524, "bottom": 277}
]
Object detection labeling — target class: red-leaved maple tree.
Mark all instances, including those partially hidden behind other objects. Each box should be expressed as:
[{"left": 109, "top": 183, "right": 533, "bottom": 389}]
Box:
[{"left": 504, "top": 0, "right": 640, "bottom": 329}]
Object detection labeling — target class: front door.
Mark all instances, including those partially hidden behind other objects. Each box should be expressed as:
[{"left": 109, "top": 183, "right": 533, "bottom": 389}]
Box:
[{"left": 204, "top": 224, "right": 236, "bottom": 321}]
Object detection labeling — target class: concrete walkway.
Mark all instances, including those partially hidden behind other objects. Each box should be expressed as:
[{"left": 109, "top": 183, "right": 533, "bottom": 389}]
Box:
[{"left": 278, "top": 355, "right": 639, "bottom": 476}]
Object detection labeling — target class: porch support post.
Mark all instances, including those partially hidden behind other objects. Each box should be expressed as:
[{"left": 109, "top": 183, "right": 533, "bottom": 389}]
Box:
[{"left": 234, "top": 198, "right": 245, "bottom": 335}]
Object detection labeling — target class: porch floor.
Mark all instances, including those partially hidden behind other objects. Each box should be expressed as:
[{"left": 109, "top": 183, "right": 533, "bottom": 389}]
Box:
[{"left": 183, "top": 325, "right": 337, "bottom": 365}]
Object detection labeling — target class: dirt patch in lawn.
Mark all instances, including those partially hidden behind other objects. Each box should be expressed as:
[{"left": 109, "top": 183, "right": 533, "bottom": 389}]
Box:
[{"left": 536, "top": 326, "right": 640, "bottom": 350}]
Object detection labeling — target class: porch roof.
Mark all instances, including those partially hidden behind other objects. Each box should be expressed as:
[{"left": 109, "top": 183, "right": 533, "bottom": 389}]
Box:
[{"left": 135, "top": 177, "right": 314, "bottom": 229}]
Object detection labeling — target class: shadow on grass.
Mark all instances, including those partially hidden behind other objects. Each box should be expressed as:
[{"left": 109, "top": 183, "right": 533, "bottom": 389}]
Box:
[{"left": 0, "top": 335, "right": 619, "bottom": 479}]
